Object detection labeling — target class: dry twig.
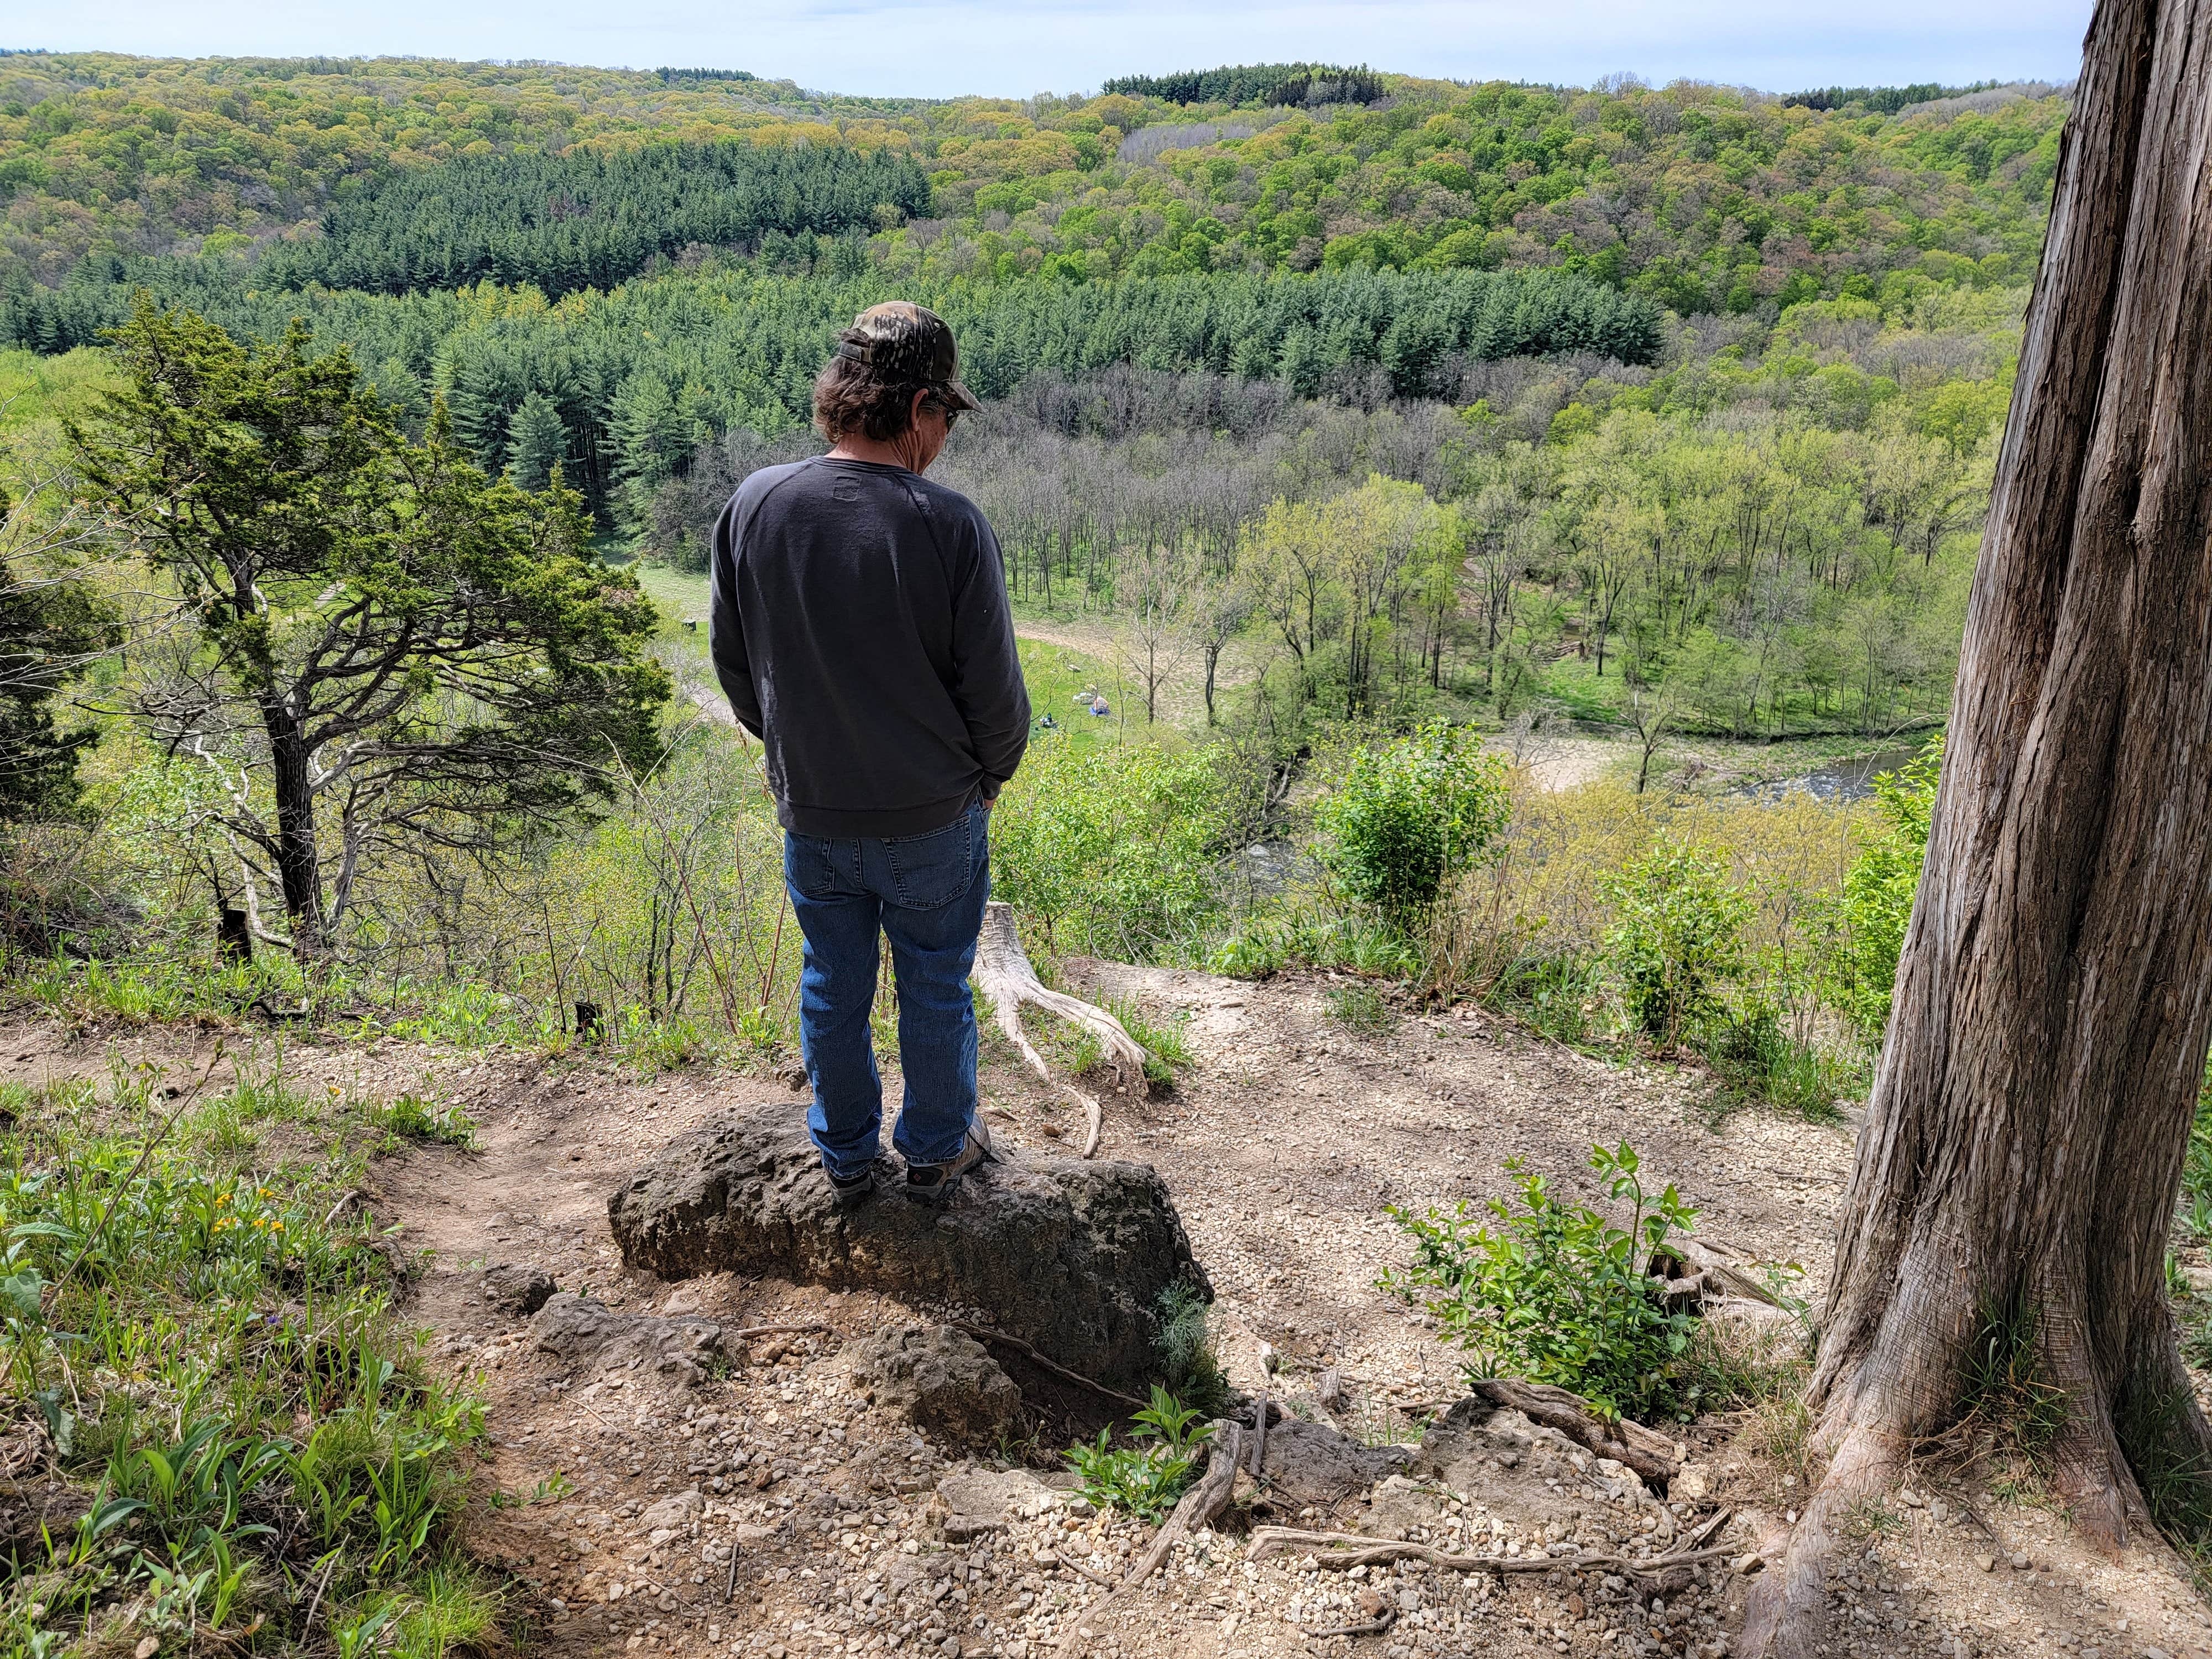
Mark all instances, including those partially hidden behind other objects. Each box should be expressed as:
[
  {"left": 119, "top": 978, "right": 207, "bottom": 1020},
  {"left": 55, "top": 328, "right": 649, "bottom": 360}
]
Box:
[
  {"left": 1053, "top": 1553, "right": 1118, "bottom": 1589},
  {"left": 951, "top": 1320, "right": 1146, "bottom": 1409},
  {"left": 1311, "top": 1608, "right": 1397, "bottom": 1638}
]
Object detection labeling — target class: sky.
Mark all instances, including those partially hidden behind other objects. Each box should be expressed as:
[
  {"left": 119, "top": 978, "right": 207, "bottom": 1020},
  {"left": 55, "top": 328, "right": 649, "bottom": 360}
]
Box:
[{"left": 21, "top": 0, "right": 2095, "bottom": 102}]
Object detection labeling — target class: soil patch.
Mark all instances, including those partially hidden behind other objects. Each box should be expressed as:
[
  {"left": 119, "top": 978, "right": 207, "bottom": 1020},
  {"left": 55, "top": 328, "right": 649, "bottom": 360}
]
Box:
[{"left": 3, "top": 974, "right": 2205, "bottom": 1659}]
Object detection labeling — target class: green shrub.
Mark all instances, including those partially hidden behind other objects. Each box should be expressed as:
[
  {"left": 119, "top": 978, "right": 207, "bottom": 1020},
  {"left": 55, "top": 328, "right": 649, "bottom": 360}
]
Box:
[
  {"left": 1154, "top": 1282, "right": 1230, "bottom": 1417},
  {"left": 1064, "top": 1387, "right": 1214, "bottom": 1521},
  {"left": 1702, "top": 994, "right": 1855, "bottom": 1122},
  {"left": 1821, "top": 737, "right": 1942, "bottom": 1034},
  {"left": 991, "top": 739, "right": 1233, "bottom": 961},
  {"left": 1601, "top": 839, "right": 1754, "bottom": 1045},
  {"left": 1314, "top": 723, "right": 1509, "bottom": 925},
  {"left": 1383, "top": 1141, "right": 1702, "bottom": 1422}
]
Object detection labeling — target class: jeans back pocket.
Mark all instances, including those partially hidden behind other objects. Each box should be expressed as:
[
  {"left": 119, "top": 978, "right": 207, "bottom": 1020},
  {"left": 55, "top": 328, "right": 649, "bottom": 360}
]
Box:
[
  {"left": 786, "top": 832, "right": 862, "bottom": 901},
  {"left": 882, "top": 809, "right": 978, "bottom": 911}
]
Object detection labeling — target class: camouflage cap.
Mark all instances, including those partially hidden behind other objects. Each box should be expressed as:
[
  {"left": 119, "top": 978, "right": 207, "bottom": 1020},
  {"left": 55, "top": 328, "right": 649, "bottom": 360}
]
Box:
[{"left": 832, "top": 301, "right": 982, "bottom": 412}]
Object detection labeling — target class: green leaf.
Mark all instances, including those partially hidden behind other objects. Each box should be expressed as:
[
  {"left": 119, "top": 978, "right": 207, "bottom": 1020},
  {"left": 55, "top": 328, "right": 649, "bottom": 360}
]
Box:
[{"left": 0, "top": 1267, "right": 45, "bottom": 1323}]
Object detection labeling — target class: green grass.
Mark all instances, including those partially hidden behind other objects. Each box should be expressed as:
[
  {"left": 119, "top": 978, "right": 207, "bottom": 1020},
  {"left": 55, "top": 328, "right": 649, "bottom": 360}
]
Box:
[
  {"left": 632, "top": 562, "right": 713, "bottom": 651},
  {"left": 0, "top": 1051, "right": 498, "bottom": 1657},
  {"left": 1325, "top": 982, "right": 1395, "bottom": 1038},
  {"left": 1105, "top": 997, "right": 1196, "bottom": 1087},
  {"left": 1014, "top": 636, "right": 1161, "bottom": 754}
]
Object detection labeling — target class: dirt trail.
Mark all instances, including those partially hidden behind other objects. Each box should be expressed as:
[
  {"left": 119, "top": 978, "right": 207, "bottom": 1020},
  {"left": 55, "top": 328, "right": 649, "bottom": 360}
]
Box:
[{"left": 5, "top": 972, "right": 2207, "bottom": 1659}]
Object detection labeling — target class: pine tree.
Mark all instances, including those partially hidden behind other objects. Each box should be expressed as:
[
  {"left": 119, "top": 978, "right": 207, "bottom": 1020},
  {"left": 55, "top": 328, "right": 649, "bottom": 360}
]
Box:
[
  {"left": 0, "top": 488, "right": 114, "bottom": 823},
  {"left": 506, "top": 389, "right": 569, "bottom": 491}
]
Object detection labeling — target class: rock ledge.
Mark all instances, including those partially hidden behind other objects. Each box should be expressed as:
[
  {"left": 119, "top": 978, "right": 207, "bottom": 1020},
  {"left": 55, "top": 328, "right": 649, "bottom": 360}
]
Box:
[{"left": 607, "top": 1109, "right": 1207, "bottom": 1393}]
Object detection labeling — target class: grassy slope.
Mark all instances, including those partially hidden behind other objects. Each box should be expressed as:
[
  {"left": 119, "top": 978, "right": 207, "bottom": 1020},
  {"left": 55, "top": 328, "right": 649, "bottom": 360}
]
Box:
[{"left": 634, "top": 562, "right": 1152, "bottom": 755}]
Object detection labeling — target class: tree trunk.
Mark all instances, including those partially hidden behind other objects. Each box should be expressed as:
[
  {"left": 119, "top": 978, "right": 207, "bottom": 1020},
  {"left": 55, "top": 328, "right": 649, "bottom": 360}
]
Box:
[
  {"left": 265, "top": 709, "right": 328, "bottom": 959},
  {"left": 1747, "top": 2, "right": 2212, "bottom": 1650}
]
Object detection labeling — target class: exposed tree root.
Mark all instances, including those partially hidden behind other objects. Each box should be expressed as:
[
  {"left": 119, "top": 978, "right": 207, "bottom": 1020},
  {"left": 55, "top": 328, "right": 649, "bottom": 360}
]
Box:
[
  {"left": 950, "top": 1318, "right": 1146, "bottom": 1410},
  {"left": 1465, "top": 1378, "right": 1679, "bottom": 1487},
  {"left": 1245, "top": 1515, "right": 1739, "bottom": 1582},
  {"left": 1738, "top": 1423, "right": 1902, "bottom": 1659},
  {"left": 973, "top": 901, "right": 1147, "bottom": 1157},
  {"left": 1055, "top": 1420, "right": 1245, "bottom": 1655}
]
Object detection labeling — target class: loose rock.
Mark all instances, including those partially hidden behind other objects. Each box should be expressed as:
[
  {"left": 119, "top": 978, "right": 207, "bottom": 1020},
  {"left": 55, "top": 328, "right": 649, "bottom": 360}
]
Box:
[
  {"left": 530, "top": 1291, "right": 723, "bottom": 1384},
  {"left": 639, "top": 1489, "right": 703, "bottom": 1532},
  {"left": 1260, "top": 1414, "right": 1409, "bottom": 1504},
  {"left": 848, "top": 1324, "right": 1023, "bottom": 1442},
  {"left": 481, "top": 1262, "right": 556, "bottom": 1316}
]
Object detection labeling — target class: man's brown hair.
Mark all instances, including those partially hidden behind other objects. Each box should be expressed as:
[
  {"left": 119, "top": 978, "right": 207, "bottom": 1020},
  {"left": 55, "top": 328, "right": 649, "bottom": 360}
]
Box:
[
  {"left": 812, "top": 354, "right": 954, "bottom": 443},
  {"left": 811, "top": 301, "right": 980, "bottom": 442}
]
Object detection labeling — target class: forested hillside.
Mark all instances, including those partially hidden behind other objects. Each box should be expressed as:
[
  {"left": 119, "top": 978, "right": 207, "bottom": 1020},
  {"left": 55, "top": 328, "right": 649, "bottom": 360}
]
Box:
[
  {"left": 255, "top": 141, "right": 932, "bottom": 296},
  {"left": 0, "top": 51, "right": 2062, "bottom": 309},
  {"left": 0, "top": 50, "right": 2051, "bottom": 753}
]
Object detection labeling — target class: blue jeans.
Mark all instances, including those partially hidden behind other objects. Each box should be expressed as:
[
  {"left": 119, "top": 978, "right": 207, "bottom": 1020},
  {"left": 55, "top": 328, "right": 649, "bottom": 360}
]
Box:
[{"left": 782, "top": 801, "right": 991, "bottom": 1178}]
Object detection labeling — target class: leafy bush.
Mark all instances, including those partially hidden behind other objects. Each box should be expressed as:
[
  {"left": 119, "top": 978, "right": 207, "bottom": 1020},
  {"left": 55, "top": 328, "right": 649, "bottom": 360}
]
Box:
[
  {"left": 1383, "top": 1141, "right": 1702, "bottom": 1422},
  {"left": 1065, "top": 1387, "right": 1214, "bottom": 1521},
  {"left": 1315, "top": 723, "right": 1509, "bottom": 925},
  {"left": 991, "top": 739, "right": 1233, "bottom": 961},
  {"left": 1821, "top": 737, "right": 1942, "bottom": 1034},
  {"left": 1600, "top": 840, "right": 1755, "bottom": 1045}
]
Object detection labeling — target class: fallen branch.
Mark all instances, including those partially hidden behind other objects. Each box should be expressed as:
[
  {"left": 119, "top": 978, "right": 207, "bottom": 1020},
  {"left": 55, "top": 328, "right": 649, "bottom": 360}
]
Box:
[
  {"left": 973, "top": 901, "right": 1147, "bottom": 1157},
  {"left": 1055, "top": 1421, "right": 1244, "bottom": 1656},
  {"left": 729, "top": 1322, "right": 831, "bottom": 1340},
  {"left": 1465, "top": 1378, "right": 1677, "bottom": 1486},
  {"left": 1052, "top": 1553, "right": 1118, "bottom": 1589},
  {"left": 950, "top": 1320, "right": 1146, "bottom": 1410},
  {"left": 322, "top": 1187, "right": 369, "bottom": 1229},
  {"left": 1310, "top": 1608, "right": 1396, "bottom": 1639},
  {"left": 1244, "top": 1525, "right": 1740, "bottom": 1582},
  {"left": 1651, "top": 1236, "right": 1788, "bottom": 1307},
  {"left": 1250, "top": 1388, "right": 1269, "bottom": 1478}
]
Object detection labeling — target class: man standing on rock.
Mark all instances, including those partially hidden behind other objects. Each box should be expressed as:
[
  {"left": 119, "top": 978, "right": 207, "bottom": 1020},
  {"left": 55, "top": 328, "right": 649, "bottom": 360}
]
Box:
[{"left": 708, "top": 302, "right": 1029, "bottom": 1207}]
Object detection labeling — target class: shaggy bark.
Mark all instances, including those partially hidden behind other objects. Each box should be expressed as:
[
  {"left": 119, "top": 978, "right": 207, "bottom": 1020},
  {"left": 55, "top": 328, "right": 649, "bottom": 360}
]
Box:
[{"left": 1747, "top": 2, "right": 2212, "bottom": 1650}]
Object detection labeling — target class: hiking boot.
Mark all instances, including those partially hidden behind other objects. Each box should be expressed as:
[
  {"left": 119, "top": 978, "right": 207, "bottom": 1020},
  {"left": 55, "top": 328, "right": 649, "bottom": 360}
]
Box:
[
  {"left": 903, "top": 1121, "right": 995, "bottom": 1203},
  {"left": 824, "top": 1159, "right": 876, "bottom": 1212}
]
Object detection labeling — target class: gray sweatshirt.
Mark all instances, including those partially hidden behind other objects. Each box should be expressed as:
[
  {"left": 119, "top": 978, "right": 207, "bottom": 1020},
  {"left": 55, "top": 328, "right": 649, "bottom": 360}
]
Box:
[{"left": 708, "top": 455, "right": 1031, "bottom": 838}]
